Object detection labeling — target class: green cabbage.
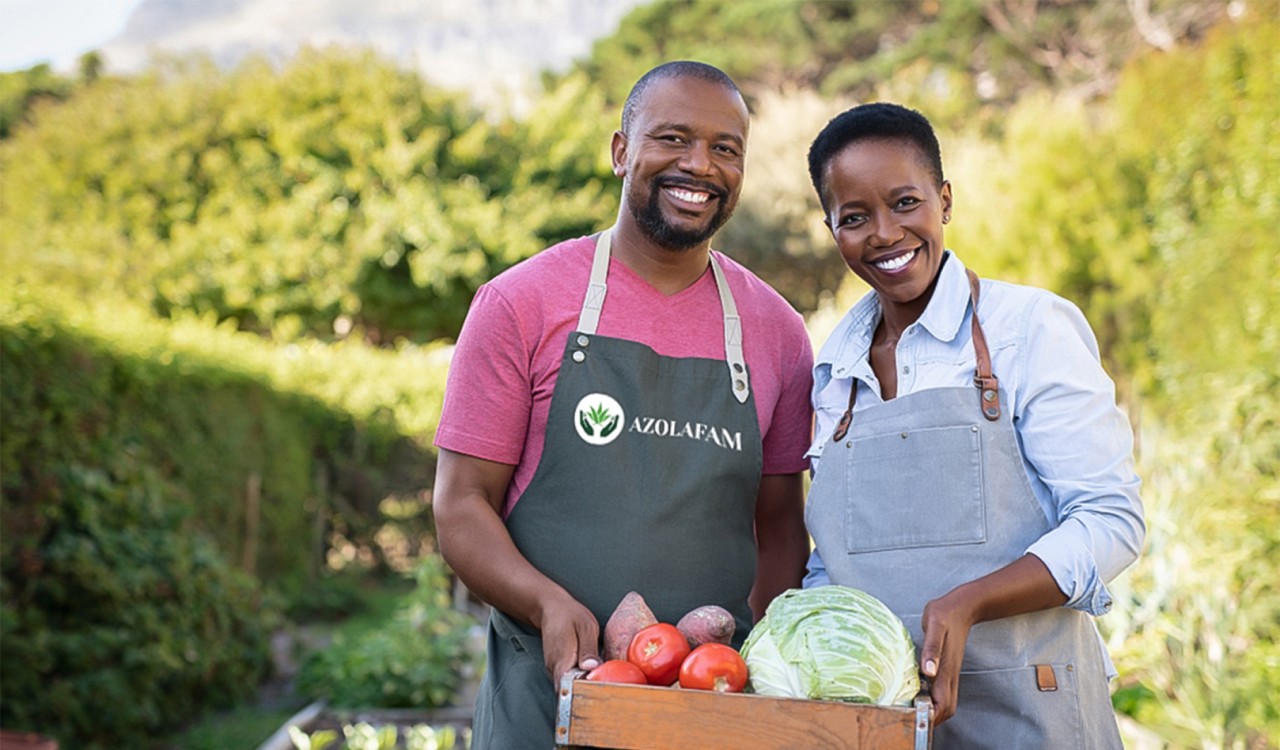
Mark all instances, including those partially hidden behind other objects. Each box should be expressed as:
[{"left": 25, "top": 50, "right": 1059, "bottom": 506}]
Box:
[{"left": 739, "top": 586, "right": 920, "bottom": 705}]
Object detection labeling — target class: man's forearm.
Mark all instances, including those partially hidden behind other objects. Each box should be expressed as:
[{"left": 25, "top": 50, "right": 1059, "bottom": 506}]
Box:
[{"left": 748, "top": 472, "right": 809, "bottom": 620}]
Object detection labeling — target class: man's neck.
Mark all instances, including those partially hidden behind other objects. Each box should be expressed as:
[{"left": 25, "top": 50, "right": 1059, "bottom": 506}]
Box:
[{"left": 609, "top": 213, "right": 712, "bottom": 297}]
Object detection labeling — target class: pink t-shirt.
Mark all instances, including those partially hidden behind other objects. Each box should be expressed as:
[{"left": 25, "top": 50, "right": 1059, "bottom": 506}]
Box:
[{"left": 434, "top": 235, "right": 815, "bottom": 517}]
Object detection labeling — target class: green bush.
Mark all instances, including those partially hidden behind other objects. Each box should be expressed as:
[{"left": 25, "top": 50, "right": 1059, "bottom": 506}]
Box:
[
  {"left": 0, "top": 453, "right": 272, "bottom": 749},
  {"left": 0, "top": 287, "right": 449, "bottom": 746},
  {"left": 296, "top": 555, "right": 479, "bottom": 709}
]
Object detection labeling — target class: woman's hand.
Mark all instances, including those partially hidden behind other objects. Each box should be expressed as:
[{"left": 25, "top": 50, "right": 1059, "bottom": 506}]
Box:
[
  {"left": 919, "top": 588, "right": 979, "bottom": 724},
  {"left": 919, "top": 554, "right": 1069, "bottom": 724}
]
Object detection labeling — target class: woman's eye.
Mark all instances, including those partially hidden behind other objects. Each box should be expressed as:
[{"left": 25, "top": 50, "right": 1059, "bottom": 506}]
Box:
[{"left": 897, "top": 196, "right": 920, "bottom": 208}]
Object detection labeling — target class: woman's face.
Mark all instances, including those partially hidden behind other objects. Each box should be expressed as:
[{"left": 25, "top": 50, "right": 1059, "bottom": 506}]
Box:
[{"left": 823, "top": 137, "right": 952, "bottom": 320}]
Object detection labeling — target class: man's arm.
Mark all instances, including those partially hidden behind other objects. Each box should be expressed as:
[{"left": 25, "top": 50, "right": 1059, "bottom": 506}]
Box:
[
  {"left": 747, "top": 471, "right": 809, "bottom": 621},
  {"left": 432, "top": 448, "right": 601, "bottom": 684}
]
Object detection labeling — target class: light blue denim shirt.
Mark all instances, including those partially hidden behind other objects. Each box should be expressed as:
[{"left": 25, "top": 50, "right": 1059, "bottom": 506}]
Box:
[{"left": 804, "top": 252, "right": 1145, "bottom": 618}]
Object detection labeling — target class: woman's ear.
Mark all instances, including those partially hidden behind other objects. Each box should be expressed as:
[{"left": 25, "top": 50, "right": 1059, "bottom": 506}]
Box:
[{"left": 940, "top": 180, "right": 954, "bottom": 223}]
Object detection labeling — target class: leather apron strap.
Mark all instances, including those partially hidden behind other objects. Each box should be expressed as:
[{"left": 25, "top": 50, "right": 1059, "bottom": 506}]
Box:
[{"left": 831, "top": 268, "right": 998, "bottom": 442}]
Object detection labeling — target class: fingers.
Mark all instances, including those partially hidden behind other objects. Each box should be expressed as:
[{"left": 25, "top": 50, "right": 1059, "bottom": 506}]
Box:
[
  {"left": 920, "top": 603, "right": 961, "bottom": 725},
  {"left": 543, "top": 606, "right": 601, "bottom": 686}
]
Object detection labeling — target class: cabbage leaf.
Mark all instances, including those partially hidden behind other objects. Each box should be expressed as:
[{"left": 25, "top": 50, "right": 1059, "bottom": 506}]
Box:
[{"left": 740, "top": 586, "right": 920, "bottom": 705}]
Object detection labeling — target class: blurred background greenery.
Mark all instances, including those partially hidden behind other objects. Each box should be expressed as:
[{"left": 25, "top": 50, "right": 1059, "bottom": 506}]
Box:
[{"left": 1, "top": 1, "right": 1276, "bottom": 748}]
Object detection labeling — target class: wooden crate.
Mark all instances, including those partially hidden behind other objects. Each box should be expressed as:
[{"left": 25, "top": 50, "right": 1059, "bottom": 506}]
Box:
[{"left": 555, "top": 670, "right": 932, "bottom": 750}]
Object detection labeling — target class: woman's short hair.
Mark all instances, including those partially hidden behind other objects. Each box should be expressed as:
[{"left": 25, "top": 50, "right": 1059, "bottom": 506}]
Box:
[{"left": 807, "top": 102, "right": 944, "bottom": 212}]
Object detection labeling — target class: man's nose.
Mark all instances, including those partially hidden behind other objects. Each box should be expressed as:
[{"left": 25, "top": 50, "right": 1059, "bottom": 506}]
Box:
[{"left": 677, "top": 141, "right": 713, "bottom": 175}]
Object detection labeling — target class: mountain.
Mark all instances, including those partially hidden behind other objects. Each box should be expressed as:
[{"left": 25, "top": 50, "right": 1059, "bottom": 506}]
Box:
[{"left": 98, "top": 0, "right": 650, "bottom": 106}]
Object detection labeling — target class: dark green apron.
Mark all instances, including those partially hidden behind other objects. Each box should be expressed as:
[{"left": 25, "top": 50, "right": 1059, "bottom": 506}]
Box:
[{"left": 469, "top": 230, "right": 764, "bottom": 750}]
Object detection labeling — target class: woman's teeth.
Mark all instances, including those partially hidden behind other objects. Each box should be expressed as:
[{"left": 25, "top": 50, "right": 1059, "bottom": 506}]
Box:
[{"left": 874, "top": 249, "right": 916, "bottom": 271}]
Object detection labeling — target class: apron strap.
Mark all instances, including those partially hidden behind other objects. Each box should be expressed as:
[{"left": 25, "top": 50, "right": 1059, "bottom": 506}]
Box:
[
  {"left": 711, "top": 258, "right": 751, "bottom": 403},
  {"left": 966, "top": 268, "right": 1002, "bottom": 421},
  {"left": 831, "top": 266, "right": 1000, "bottom": 441},
  {"left": 576, "top": 231, "right": 613, "bottom": 335},
  {"left": 577, "top": 229, "right": 750, "bottom": 403}
]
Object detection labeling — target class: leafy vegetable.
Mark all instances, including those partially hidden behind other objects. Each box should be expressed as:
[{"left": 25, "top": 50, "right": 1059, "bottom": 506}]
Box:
[{"left": 740, "top": 586, "right": 920, "bottom": 706}]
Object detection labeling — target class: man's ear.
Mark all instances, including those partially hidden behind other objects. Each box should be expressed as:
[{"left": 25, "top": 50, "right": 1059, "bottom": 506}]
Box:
[{"left": 610, "top": 130, "right": 627, "bottom": 177}]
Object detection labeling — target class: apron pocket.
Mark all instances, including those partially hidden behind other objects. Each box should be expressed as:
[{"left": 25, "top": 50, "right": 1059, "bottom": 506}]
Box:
[
  {"left": 845, "top": 424, "right": 985, "bottom": 553},
  {"left": 940, "top": 664, "right": 1084, "bottom": 750}
]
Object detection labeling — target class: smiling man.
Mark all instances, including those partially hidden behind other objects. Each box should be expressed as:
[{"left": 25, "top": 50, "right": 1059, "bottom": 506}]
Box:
[{"left": 431, "top": 61, "right": 814, "bottom": 749}]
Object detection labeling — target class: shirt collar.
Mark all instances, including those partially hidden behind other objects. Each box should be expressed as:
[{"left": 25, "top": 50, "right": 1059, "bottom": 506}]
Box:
[
  {"left": 815, "top": 251, "right": 970, "bottom": 378},
  {"left": 917, "top": 251, "right": 971, "bottom": 344}
]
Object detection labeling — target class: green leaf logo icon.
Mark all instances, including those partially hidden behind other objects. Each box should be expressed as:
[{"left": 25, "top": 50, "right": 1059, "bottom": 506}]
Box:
[{"left": 574, "top": 393, "right": 624, "bottom": 446}]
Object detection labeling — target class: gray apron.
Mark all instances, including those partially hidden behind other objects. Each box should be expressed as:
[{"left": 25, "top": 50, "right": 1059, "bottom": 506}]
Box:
[
  {"left": 805, "top": 269, "right": 1122, "bottom": 749},
  {"left": 470, "top": 230, "right": 764, "bottom": 750}
]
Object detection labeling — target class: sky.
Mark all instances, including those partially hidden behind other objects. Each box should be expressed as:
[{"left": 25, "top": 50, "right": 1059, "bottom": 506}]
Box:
[{"left": 0, "top": 0, "right": 146, "bottom": 72}]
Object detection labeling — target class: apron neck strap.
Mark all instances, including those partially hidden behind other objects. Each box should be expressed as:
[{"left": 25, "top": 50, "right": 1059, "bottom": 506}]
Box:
[
  {"left": 577, "top": 229, "right": 750, "bottom": 404},
  {"left": 831, "top": 267, "right": 999, "bottom": 441},
  {"left": 966, "top": 268, "right": 1002, "bottom": 421}
]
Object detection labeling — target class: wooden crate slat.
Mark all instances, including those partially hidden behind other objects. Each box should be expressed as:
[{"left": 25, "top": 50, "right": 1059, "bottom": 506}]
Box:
[{"left": 556, "top": 679, "right": 927, "bottom": 750}]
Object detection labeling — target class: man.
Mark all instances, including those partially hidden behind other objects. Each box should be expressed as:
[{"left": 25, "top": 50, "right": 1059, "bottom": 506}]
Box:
[{"left": 432, "top": 61, "right": 814, "bottom": 749}]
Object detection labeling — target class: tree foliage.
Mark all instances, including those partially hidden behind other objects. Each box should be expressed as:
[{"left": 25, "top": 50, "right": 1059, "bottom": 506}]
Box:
[{"left": 0, "top": 50, "right": 616, "bottom": 345}]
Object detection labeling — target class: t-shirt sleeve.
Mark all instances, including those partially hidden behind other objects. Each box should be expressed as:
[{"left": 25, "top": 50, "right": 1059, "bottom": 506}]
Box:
[
  {"left": 761, "top": 317, "right": 815, "bottom": 476},
  {"left": 433, "top": 284, "right": 532, "bottom": 465}
]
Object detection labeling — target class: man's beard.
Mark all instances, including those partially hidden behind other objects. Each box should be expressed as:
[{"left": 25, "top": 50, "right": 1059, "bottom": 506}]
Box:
[{"left": 630, "top": 179, "right": 734, "bottom": 251}]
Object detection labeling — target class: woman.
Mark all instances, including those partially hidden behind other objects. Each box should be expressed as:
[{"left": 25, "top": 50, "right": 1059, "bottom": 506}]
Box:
[{"left": 802, "top": 102, "right": 1144, "bottom": 748}]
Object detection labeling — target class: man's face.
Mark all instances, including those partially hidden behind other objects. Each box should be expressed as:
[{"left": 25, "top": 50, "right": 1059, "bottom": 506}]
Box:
[{"left": 613, "top": 76, "right": 749, "bottom": 251}]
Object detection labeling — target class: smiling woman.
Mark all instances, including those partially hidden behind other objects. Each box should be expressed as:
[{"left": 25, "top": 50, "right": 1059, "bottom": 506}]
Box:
[
  {"left": 0, "top": 0, "right": 145, "bottom": 72},
  {"left": 802, "top": 102, "right": 1144, "bottom": 749}
]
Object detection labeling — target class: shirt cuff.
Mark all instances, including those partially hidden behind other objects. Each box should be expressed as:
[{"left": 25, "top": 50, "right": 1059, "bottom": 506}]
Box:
[{"left": 1026, "top": 544, "right": 1114, "bottom": 617}]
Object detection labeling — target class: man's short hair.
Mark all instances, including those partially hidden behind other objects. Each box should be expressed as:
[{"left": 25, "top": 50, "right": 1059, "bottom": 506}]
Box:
[
  {"left": 621, "top": 61, "right": 743, "bottom": 137},
  {"left": 807, "top": 102, "right": 944, "bottom": 212}
]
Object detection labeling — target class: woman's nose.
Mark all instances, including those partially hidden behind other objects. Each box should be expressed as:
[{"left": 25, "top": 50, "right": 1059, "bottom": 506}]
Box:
[{"left": 867, "top": 212, "right": 903, "bottom": 247}]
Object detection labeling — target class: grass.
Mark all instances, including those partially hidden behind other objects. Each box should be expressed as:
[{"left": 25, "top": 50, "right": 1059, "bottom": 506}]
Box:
[{"left": 158, "top": 706, "right": 303, "bottom": 750}]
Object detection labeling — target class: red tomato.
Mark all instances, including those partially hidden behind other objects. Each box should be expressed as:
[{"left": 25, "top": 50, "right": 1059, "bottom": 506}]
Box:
[
  {"left": 627, "top": 623, "right": 691, "bottom": 686},
  {"left": 584, "top": 659, "right": 648, "bottom": 685},
  {"left": 678, "top": 642, "right": 749, "bottom": 693}
]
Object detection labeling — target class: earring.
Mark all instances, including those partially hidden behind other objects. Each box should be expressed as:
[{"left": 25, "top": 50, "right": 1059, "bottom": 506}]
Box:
[{"left": 942, "top": 215, "right": 950, "bottom": 224}]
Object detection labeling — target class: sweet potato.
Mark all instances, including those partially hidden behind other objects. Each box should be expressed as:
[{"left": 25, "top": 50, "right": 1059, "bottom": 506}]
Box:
[
  {"left": 676, "top": 604, "right": 736, "bottom": 649},
  {"left": 603, "top": 591, "right": 658, "bottom": 661}
]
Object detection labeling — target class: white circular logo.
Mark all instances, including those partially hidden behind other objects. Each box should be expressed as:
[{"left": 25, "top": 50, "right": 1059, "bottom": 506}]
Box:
[{"left": 574, "top": 393, "right": 625, "bottom": 446}]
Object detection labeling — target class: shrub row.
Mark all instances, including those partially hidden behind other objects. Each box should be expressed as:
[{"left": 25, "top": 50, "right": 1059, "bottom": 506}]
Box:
[{"left": 0, "top": 285, "right": 452, "bottom": 747}]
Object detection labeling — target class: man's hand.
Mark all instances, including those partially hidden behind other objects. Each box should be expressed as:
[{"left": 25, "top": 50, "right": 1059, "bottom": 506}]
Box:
[
  {"left": 434, "top": 448, "right": 603, "bottom": 685},
  {"left": 535, "top": 592, "right": 602, "bottom": 686}
]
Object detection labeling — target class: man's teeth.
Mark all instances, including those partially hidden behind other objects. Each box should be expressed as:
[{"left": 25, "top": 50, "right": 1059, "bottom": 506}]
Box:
[
  {"left": 668, "top": 187, "right": 710, "bottom": 204},
  {"left": 874, "top": 249, "right": 916, "bottom": 271}
]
